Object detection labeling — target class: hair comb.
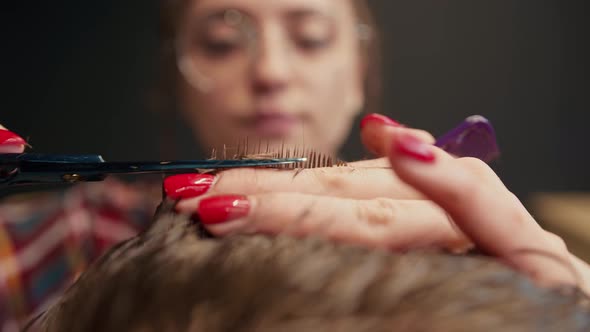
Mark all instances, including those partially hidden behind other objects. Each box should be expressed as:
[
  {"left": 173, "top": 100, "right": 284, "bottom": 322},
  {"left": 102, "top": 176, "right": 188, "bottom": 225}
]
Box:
[{"left": 208, "top": 137, "right": 348, "bottom": 169}]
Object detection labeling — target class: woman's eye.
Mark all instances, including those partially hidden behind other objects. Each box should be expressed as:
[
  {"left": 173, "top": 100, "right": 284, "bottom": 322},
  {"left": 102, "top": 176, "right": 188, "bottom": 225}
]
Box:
[
  {"left": 292, "top": 18, "right": 334, "bottom": 53},
  {"left": 195, "top": 22, "right": 244, "bottom": 57},
  {"left": 201, "top": 39, "right": 239, "bottom": 56},
  {"left": 296, "top": 36, "right": 331, "bottom": 51}
]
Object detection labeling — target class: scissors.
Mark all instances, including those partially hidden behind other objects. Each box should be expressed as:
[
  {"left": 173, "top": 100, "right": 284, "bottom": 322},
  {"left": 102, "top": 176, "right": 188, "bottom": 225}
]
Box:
[
  {"left": 0, "top": 154, "right": 308, "bottom": 187},
  {"left": 0, "top": 115, "right": 499, "bottom": 188}
]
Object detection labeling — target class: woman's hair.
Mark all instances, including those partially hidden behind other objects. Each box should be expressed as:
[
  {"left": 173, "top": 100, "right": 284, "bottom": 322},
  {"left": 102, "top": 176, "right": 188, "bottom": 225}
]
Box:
[
  {"left": 156, "top": 0, "right": 382, "bottom": 115},
  {"left": 35, "top": 200, "right": 590, "bottom": 332}
]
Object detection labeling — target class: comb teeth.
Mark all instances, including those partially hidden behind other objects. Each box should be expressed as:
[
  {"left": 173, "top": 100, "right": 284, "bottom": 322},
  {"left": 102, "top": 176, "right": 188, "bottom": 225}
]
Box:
[{"left": 209, "top": 137, "right": 347, "bottom": 169}]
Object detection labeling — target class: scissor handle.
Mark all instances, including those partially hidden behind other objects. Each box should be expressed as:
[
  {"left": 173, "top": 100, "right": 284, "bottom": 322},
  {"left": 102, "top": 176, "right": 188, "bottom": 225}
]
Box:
[
  {"left": 0, "top": 153, "right": 108, "bottom": 186},
  {"left": 0, "top": 153, "right": 105, "bottom": 164},
  {"left": 435, "top": 115, "right": 500, "bottom": 163}
]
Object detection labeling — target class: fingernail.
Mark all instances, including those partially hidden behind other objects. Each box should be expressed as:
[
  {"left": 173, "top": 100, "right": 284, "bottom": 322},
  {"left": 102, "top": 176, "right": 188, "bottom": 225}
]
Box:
[
  {"left": 395, "top": 133, "right": 436, "bottom": 162},
  {"left": 0, "top": 129, "right": 26, "bottom": 146},
  {"left": 360, "top": 113, "right": 402, "bottom": 129},
  {"left": 164, "top": 174, "right": 215, "bottom": 199},
  {"left": 197, "top": 195, "right": 250, "bottom": 225}
]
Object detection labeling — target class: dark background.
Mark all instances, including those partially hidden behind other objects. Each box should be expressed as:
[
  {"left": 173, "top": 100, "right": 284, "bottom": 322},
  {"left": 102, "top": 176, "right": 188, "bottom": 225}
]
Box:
[{"left": 2, "top": 0, "right": 588, "bottom": 200}]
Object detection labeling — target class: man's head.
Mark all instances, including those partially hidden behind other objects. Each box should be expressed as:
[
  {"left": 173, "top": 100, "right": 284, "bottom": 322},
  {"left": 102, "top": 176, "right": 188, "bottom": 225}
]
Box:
[{"left": 35, "top": 202, "right": 590, "bottom": 331}]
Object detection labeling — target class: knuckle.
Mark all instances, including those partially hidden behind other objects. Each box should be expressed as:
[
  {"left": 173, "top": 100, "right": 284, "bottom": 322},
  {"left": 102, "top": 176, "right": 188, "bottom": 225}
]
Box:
[
  {"left": 500, "top": 192, "right": 536, "bottom": 227},
  {"left": 356, "top": 198, "right": 397, "bottom": 227},
  {"left": 442, "top": 157, "right": 496, "bottom": 205},
  {"left": 458, "top": 157, "right": 493, "bottom": 177},
  {"left": 544, "top": 231, "right": 568, "bottom": 251},
  {"left": 253, "top": 193, "right": 324, "bottom": 237},
  {"left": 507, "top": 206, "right": 534, "bottom": 228},
  {"left": 313, "top": 167, "right": 356, "bottom": 193}
]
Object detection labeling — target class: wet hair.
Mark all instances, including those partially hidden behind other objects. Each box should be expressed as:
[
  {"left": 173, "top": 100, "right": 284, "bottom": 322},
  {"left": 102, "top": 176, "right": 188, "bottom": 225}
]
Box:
[{"left": 33, "top": 200, "right": 590, "bottom": 331}]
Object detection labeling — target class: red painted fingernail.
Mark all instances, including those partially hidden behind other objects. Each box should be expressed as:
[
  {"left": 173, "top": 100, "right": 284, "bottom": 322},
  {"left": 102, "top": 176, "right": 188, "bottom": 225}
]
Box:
[
  {"left": 164, "top": 174, "right": 215, "bottom": 199},
  {"left": 0, "top": 129, "right": 26, "bottom": 146},
  {"left": 360, "top": 113, "right": 401, "bottom": 129},
  {"left": 197, "top": 195, "right": 250, "bottom": 225},
  {"left": 395, "top": 133, "right": 436, "bottom": 162}
]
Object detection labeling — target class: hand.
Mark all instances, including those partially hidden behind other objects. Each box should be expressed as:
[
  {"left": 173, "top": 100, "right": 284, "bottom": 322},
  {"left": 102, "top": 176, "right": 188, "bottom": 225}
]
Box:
[
  {"left": 169, "top": 114, "right": 590, "bottom": 293},
  {"left": 169, "top": 116, "right": 459, "bottom": 252},
  {"left": 0, "top": 125, "right": 26, "bottom": 153}
]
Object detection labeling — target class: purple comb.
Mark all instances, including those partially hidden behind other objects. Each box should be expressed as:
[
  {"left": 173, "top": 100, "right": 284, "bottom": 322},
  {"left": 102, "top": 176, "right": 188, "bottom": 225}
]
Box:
[{"left": 435, "top": 115, "right": 500, "bottom": 163}]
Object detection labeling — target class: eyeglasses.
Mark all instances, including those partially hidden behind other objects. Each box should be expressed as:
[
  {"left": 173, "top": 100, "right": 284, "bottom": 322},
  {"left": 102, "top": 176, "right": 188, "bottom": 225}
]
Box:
[
  {"left": 174, "top": 9, "right": 373, "bottom": 93},
  {"left": 175, "top": 10, "right": 257, "bottom": 92}
]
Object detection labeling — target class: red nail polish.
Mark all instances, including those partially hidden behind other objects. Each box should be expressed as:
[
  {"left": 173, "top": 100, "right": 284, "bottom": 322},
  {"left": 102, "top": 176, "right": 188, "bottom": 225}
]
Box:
[
  {"left": 360, "top": 113, "right": 401, "bottom": 129},
  {"left": 0, "top": 129, "right": 26, "bottom": 146},
  {"left": 197, "top": 195, "right": 250, "bottom": 225},
  {"left": 395, "top": 133, "right": 436, "bottom": 162},
  {"left": 164, "top": 174, "right": 215, "bottom": 199}
]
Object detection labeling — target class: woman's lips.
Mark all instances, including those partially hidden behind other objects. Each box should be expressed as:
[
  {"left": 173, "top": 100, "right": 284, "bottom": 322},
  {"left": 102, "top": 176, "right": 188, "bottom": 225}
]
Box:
[{"left": 251, "top": 113, "right": 300, "bottom": 137}]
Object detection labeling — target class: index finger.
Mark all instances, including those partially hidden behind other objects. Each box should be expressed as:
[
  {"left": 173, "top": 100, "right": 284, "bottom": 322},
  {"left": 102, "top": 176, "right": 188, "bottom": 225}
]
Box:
[
  {"left": 164, "top": 161, "right": 428, "bottom": 204},
  {"left": 360, "top": 114, "right": 435, "bottom": 157},
  {"left": 210, "top": 164, "right": 426, "bottom": 200}
]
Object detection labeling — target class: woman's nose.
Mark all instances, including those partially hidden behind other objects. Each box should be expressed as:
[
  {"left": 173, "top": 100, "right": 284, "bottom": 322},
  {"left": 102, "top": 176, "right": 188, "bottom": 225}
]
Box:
[{"left": 250, "top": 29, "right": 293, "bottom": 94}]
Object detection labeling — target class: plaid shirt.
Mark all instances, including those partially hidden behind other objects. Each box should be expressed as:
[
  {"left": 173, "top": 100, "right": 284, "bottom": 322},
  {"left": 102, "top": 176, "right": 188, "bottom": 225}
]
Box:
[{"left": 0, "top": 179, "right": 160, "bottom": 331}]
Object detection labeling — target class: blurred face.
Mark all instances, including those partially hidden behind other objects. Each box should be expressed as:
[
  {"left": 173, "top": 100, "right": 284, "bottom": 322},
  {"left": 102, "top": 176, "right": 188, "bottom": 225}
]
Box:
[{"left": 176, "top": 0, "right": 365, "bottom": 156}]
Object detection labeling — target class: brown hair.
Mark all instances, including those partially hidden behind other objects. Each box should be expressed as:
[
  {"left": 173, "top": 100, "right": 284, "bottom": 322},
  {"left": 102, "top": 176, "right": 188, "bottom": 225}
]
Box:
[{"left": 35, "top": 201, "right": 590, "bottom": 331}]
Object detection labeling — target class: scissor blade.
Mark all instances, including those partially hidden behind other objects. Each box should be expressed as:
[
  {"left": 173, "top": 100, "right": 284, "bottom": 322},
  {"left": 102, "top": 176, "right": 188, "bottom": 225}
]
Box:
[
  {"left": 1, "top": 156, "right": 307, "bottom": 186},
  {"left": 94, "top": 158, "right": 308, "bottom": 174}
]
